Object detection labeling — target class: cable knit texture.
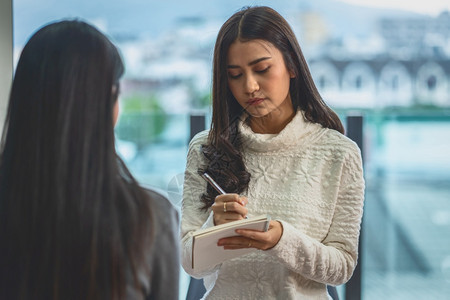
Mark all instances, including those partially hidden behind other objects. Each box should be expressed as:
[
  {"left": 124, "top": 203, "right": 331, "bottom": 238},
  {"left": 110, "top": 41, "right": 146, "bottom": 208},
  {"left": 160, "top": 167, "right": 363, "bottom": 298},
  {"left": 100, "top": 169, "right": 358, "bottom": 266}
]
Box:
[{"left": 181, "top": 111, "right": 365, "bottom": 300}]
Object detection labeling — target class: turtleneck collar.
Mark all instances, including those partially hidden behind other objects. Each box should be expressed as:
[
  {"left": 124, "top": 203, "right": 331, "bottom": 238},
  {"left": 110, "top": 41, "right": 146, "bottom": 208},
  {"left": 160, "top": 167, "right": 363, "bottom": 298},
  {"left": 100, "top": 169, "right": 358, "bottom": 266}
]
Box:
[{"left": 238, "top": 110, "right": 323, "bottom": 152}]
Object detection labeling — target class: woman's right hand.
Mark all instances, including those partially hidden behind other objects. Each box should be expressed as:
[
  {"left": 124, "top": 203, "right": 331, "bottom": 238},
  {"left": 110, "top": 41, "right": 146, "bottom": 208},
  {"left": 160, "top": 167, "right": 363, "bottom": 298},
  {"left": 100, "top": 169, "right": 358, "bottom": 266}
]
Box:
[{"left": 212, "top": 194, "right": 248, "bottom": 225}]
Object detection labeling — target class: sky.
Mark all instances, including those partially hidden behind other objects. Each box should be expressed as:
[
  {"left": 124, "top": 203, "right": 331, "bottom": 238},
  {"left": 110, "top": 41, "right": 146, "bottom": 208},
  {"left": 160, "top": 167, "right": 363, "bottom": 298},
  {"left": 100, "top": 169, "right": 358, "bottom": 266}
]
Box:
[{"left": 338, "top": 0, "right": 450, "bottom": 16}]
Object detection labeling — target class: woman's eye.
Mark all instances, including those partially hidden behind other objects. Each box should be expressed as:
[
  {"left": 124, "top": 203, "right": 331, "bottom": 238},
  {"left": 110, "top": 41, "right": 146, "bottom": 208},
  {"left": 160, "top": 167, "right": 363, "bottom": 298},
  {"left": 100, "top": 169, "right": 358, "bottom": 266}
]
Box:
[
  {"left": 228, "top": 73, "right": 242, "bottom": 79},
  {"left": 255, "top": 66, "right": 270, "bottom": 74}
]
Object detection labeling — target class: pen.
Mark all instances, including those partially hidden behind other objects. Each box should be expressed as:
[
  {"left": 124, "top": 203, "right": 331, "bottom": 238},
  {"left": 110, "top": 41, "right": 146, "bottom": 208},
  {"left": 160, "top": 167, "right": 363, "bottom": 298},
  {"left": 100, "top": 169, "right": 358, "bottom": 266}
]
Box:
[
  {"left": 201, "top": 173, "right": 226, "bottom": 194},
  {"left": 201, "top": 173, "right": 248, "bottom": 219}
]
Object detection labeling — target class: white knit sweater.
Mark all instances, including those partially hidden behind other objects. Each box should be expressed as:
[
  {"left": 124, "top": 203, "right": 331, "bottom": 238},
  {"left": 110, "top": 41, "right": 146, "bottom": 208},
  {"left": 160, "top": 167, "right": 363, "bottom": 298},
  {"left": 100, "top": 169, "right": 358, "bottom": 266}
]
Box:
[{"left": 181, "top": 111, "right": 365, "bottom": 299}]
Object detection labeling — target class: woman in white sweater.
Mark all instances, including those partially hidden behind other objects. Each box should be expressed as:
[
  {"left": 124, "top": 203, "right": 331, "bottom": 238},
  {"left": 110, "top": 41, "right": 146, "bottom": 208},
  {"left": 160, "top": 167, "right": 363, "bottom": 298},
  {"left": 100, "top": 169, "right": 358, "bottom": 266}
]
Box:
[{"left": 181, "top": 6, "right": 365, "bottom": 300}]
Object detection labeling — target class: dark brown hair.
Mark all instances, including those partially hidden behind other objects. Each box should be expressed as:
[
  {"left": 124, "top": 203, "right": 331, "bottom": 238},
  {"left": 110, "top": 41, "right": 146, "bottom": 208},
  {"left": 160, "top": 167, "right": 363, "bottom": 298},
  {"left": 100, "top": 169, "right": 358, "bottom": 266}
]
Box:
[{"left": 199, "top": 6, "right": 344, "bottom": 209}]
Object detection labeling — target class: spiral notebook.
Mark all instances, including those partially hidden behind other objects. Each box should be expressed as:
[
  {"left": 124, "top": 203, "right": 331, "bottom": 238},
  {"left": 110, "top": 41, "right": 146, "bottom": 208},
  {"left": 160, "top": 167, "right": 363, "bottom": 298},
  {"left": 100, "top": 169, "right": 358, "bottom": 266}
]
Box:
[{"left": 192, "top": 214, "right": 271, "bottom": 270}]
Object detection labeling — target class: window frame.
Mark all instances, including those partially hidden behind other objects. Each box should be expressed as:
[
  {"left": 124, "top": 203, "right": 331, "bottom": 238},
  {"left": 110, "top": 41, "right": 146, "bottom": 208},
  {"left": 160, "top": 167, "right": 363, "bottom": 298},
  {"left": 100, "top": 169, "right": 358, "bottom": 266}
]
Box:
[{"left": 0, "top": 0, "right": 13, "bottom": 132}]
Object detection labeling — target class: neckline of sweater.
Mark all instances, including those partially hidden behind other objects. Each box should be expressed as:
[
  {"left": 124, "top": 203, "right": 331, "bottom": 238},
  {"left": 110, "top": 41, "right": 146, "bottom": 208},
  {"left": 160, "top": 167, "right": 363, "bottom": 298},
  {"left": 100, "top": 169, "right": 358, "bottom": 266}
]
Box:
[{"left": 238, "top": 110, "right": 324, "bottom": 152}]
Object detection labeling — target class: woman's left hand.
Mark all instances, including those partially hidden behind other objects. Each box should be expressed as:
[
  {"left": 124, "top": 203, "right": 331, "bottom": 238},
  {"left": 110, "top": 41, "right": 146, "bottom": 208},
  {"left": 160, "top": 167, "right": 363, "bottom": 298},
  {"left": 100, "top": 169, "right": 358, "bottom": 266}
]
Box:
[{"left": 217, "top": 220, "right": 283, "bottom": 250}]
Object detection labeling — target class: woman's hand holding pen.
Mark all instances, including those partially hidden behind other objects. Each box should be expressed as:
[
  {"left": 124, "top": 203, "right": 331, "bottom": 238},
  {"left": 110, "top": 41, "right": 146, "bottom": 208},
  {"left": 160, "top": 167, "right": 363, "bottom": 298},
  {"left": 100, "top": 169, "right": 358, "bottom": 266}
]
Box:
[
  {"left": 218, "top": 220, "right": 283, "bottom": 251},
  {"left": 201, "top": 173, "right": 282, "bottom": 249},
  {"left": 212, "top": 194, "right": 248, "bottom": 225}
]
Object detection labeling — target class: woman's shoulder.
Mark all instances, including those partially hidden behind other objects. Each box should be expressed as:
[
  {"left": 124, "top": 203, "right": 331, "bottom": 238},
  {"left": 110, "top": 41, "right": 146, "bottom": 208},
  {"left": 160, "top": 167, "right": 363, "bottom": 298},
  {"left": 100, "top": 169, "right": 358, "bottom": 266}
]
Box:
[
  {"left": 136, "top": 186, "right": 179, "bottom": 229},
  {"left": 317, "top": 127, "right": 362, "bottom": 158},
  {"left": 187, "top": 129, "right": 210, "bottom": 159},
  {"left": 189, "top": 129, "right": 209, "bottom": 148},
  {"left": 141, "top": 187, "right": 178, "bottom": 214}
]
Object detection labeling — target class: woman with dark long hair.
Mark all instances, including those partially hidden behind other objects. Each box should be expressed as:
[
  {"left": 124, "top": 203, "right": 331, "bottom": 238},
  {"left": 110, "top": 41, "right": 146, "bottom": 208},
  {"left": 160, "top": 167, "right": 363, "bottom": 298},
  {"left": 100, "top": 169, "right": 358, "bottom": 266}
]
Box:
[
  {"left": 0, "top": 20, "right": 179, "bottom": 300},
  {"left": 181, "top": 6, "right": 364, "bottom": 299}
]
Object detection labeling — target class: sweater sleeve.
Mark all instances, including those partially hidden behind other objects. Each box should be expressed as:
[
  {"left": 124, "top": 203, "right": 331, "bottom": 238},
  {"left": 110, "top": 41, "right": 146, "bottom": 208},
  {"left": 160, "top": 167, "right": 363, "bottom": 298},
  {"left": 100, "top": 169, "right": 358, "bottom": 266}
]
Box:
[
  {"left": 180, "top": 131, "right": 222, "bottom": 278},
  {"left": 266, "top": 144, "right": 365, "bottom": 285}
]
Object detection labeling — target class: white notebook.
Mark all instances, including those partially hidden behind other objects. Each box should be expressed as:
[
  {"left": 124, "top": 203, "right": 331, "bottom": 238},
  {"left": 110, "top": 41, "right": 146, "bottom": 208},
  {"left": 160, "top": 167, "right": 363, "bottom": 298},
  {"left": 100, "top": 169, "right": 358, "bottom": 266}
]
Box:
[{"left": 192, "top": 214, "right": 271, "bottom": 270}]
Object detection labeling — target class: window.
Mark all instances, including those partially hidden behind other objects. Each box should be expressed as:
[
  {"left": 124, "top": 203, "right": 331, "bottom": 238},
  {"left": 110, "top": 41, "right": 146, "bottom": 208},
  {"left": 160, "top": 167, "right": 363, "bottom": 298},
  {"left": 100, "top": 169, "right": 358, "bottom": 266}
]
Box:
[{"left": 11, "top": 1, "right": 450, "bottom": 299}]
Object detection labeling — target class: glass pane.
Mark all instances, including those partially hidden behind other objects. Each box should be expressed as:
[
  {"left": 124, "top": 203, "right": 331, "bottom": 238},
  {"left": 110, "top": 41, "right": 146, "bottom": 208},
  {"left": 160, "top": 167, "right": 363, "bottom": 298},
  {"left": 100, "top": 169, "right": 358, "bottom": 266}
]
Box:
[
  {"left": 12, "top": 1, "right": 450, "bottom": 299},
  {"left": 362, "top": 113, "right": 450, "bottom": 299}
]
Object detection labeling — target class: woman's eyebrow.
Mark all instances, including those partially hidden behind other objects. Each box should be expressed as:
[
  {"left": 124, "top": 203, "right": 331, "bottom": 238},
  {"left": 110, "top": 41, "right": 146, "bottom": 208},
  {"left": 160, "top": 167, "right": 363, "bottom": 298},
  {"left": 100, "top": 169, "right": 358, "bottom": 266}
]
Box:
[{"left": 227, "top": 56, "right": 272, "bottom": 69}]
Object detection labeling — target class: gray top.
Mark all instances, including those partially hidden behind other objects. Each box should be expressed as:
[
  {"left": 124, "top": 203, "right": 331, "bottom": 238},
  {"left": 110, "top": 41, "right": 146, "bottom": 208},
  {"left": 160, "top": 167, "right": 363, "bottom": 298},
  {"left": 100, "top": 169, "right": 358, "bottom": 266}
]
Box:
[{"left": 127, "top": 188, "right": 180, "bottom": 300}]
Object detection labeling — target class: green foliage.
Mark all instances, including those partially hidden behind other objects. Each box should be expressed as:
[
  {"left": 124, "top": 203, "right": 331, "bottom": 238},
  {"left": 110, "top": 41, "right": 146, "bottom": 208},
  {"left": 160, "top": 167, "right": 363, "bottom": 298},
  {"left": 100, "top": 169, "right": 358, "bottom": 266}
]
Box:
[
  {"left": 196, "top": 92, "right": 211, "bottom": 108},
  {"left": 183, "top": 78, "right": 211, "bottom": 109},
  {"left": 115, "top": 94, "right": 167, "bottom": 150},
  {"left": 121, "top": 94, "right": 163, "bottom": 113}
]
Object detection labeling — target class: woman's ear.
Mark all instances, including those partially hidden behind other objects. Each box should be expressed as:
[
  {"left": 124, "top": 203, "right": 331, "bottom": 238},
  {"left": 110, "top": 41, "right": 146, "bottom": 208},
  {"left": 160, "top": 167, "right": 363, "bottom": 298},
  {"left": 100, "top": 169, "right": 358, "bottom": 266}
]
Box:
[
  {"left": 289, "top": 69, "right": 296, "bottom": 78},
  {"left": 113, "top": 100, "right": 119, "bottom": 127}
]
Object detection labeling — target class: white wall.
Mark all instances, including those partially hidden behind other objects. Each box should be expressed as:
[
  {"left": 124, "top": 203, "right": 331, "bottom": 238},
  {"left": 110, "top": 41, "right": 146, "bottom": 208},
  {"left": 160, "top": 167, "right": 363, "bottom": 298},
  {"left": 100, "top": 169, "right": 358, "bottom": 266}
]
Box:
[{"left": 0, "top": 0, "right": 13, "bottom": 132}]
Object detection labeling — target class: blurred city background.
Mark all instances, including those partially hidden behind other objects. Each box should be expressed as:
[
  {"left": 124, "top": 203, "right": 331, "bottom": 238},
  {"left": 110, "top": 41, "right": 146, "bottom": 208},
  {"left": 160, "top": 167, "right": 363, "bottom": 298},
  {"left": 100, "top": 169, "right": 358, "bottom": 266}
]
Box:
[{"left": 13, "top": 0, "right": 450, "bottom": 299}]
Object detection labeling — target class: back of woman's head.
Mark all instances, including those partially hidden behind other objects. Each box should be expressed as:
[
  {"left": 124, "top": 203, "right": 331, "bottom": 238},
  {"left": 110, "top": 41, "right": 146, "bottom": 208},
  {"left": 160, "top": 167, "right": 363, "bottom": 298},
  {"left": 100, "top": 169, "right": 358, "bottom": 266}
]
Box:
[
  {"left": 212, "top": 6, "right": 343, "bottom": 135},
  {"left": 4, "top": 20, "right": 123, "bottom": 174},
  {"left": 0, "top": 20, "right": 150, "bottom": 300}
]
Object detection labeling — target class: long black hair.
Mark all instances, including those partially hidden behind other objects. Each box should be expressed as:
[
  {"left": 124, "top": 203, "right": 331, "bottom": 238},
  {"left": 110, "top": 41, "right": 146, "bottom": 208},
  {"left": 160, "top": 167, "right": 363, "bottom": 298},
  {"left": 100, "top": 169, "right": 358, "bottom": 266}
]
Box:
[
  {"left": 200, "top": 6, "right": 344, "bottom": 209},
  {"left": 0, "top": 20, "right": 152, "bottom": 299}
]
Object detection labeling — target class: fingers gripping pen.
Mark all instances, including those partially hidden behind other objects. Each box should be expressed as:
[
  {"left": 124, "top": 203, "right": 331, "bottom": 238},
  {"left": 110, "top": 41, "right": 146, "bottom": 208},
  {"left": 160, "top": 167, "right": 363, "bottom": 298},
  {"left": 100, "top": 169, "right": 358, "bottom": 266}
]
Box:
[{"left": 201, "top": 173, "right": 248, "bottom": 218}]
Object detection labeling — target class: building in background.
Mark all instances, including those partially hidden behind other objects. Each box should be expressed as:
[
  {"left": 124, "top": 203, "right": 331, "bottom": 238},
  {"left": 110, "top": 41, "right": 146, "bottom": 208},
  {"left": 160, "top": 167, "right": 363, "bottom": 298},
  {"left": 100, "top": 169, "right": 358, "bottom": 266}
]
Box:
[{"left": 113, "top": 9, "right": 450, "bottom": 111}]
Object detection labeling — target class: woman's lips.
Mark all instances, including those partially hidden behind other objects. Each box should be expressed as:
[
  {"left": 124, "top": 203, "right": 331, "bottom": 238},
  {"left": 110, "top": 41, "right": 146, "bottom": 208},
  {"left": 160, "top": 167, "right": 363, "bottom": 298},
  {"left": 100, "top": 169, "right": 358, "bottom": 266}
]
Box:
[{"left": 247, "top": 98, "right": 264, "bottom": 105}]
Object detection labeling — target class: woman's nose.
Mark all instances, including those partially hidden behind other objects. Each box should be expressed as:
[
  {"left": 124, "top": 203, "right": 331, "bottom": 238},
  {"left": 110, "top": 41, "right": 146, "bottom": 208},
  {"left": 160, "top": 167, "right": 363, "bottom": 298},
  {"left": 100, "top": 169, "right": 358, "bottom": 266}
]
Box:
[{"left": 244, "top": 74, "right": 259, "bottom": 94}]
